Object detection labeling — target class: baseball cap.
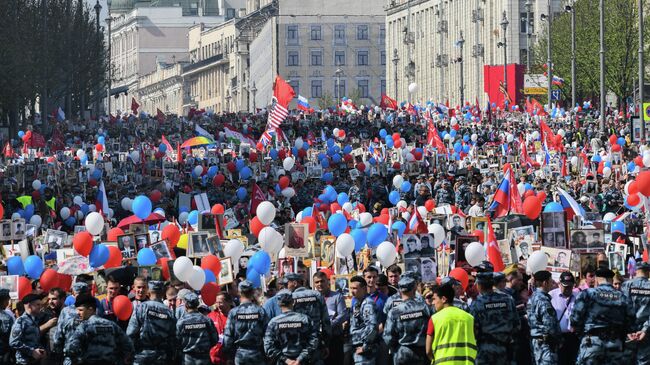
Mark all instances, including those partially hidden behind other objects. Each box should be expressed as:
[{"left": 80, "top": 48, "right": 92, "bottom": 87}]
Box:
[
  {"left": 559, "top": 272, "right": 575, "bottom": 286},
  {"left": 72, "top": 282, "right": 90, "bottom": 294},
  {"left": 285, "top": 273, "right": 302, "bottom": 282},
  {"left": 184, "top": 293, "right": 200, "bottom": 308},
  {"left": 276, "top": 289, "right": 294, "bottom": 306},
  {"left": 238, "top": 280, "right": 255, "bottom": 292},
  {"left": 397, "top": 276, "right": 416, "bottom": 292}
]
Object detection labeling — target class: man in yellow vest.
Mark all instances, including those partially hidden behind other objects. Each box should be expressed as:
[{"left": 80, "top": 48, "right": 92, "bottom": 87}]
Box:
[{"left": 425, "top": 284, "right": 477, "bottom": 365}]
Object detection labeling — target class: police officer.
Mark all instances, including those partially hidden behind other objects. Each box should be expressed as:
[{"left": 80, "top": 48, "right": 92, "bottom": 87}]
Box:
[
  {"left": 383, "top": 272, "right": 424, "bottom": 318},
  {"left": 292, "top": 273, "right": 332, "bottom": 364},
  {"left": 621, "top": 259, "right": 650, "bottom": 364},
  {"left": 64, "top": 294, "right": 134, "bottom": 365},
  {"left": 440, "top": 276, "right": 469, "bottom": 312},
  {"left": 10, "top": 293, "right": 46, "bottom": 365},
  {"left": 126, "top": 281, "right": 176, "bottom": 364},
  {"left": 527, "top": 270, "right": 562, "bottom": 365},
  {"left": 263, "top": 289, "right": 319, "bottom": 365},
  {"left": 349, "top": 276, "right": 379, "bottom": 365},
  {"left": 53, "top": 282, "right": 89, "bottom": 364},
  {"left": 222, "top": 280, "right": 269, "bottom": 365},
  {"left": 571, "top": 265, "right": 636, "bottom": 364},
  {"left": 0, "top": 289, "right": 14, "bottom": 365},
  {"left": 383, "top": 276, "right": 431, "bottom": 365},
  {"left": 264, "top": 274, "right": 301, "bottom": 319},
  {"left": 469, "top": 271, "right": 519, "bottom": 365},
  {"left": 176, "top": 292, "right": 219, "bottom": 365}
]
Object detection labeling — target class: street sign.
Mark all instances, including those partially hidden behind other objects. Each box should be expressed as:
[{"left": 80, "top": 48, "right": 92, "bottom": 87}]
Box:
[
  {"left": 524, "top": 74, "right": 548, "bottom": 95},
  {"left": 643, "top": 102, "right": 650, "bottom": 121},
  {"left": 551, "top": 90, "right": 561, "bottom": 101}
]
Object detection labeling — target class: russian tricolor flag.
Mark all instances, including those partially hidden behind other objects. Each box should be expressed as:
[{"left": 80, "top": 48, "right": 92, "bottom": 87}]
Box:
[
  {"left": 409, "top": 204, "right": 420, "bottom": 231},
  {"left": 297, "top": 95, "right": 310, "bottom": 111},
  {"left": 95, "top": 181, "right": 109, "bottom": 216},
  {"left": 488, "top": 166, "right": 523, "bottom": 217},
  {"left": 56, "top": 107, "right": 65, "bottom": 122},
  {"left": 557, "top": 187, "right": 585, "bottom": 220}
]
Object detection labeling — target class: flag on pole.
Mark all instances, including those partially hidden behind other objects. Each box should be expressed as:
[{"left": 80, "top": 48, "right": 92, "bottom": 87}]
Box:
[
  {"left": 156, "top": 108, "right": 165, "bottom": 123},
  {"left": 557, "top": 187, "right": 585, "bottom": 220},
  {"left": 267, "top": 75, "right": 295, "bottom": 130},
  {"left": 297, "top": 95, "right": 311, "bottom": 112},
  {"left": 380, "top": 94, "right": 398, "bottom": 110},
  {"left": 161, "top": 135, "right": 174, "bottom": 161},
  {"left": 56, "top": 107, "right": 66, "bottom": 122},
  {"left": 95, "top": 181, "right": 110, "bottom": 216},
  {"left": 131, "top": 97, "right": 140, "bottom": 115},
  {"left": 408, "top": 204, "right": 421, "bottom": 232},
  {"left": 486, "top": 217, "right": 505, "bottom": 271},
  {"left": 488, "top": 165, "right": 523, "bottom": 217},
  {"left": 250, "top": 183, "right": 266, "bottom": 215}
]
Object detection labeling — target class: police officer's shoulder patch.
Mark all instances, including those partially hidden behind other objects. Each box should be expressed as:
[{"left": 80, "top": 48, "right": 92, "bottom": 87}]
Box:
[
  {"left": 237, "top": 313, "right": 260, "bottom": 321},
  {"left": 183, "top": 322, "right": 208, "bottom": 331},
  {"left": 95, "top": 325, "right": 115, "bottom": 335},
  {"left": 147, "top": 309, "right": 170, "bottom": 320},
  {"left": 398, "top": 311, "right": 425, "bottom": 321},
  {"left": 277, "top": 321, "right": 303, "bottom": 330},
  {"left": 484, "top": 301, "right": 507, "bottom": 310},
  {"left": 295, "top": 296, "right": 317, "bottom": 304},
  {"left": 630, "top": 287, "right": 650, "bottom": 296}
]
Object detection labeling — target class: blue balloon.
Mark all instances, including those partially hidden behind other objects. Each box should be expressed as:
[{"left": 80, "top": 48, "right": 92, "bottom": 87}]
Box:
[
  {"left": 401, "top": 181, "right": 412, "bottom": 193},
  {"left": 235, "top": 159, "right": 245, "bottom": 172},
  {"left": 343, "top": 145, "right": 353, "bottom": 154},
  {"left": 291, "top": 147, "right": 298, "bottom": 156},
  {"left": 23, "top": 205, "right": 34, "bottom": 221},
  {"left": 604, "top": 161, "right": 612, "bottom": 168},
  {"left": 369, "top": 157, "right": 377, "bottom": 165},
  {"left": 454, "top": 142, "right": 462, "bottom": 153},
  {"left": 463, "top": 135, "right": 470, "bottom": 142},
  {"left": 179, "top": 206, "right": 190, "bottom": 214},
  {"left": 7, "top": 256, "right": 24, "bottom": 275},
  {"left": 237, "top": 187, "right": 247, "bottom": 201},
  {"left": 270, "top": 149, "right": 279, "bottom": 160},
  {"left": 204, "top": 269, "right": 216, "bottom": 283},
  {"left": 207, "top": 166, "right": 218, "bottom": 178},
  {"left": 332, "top": 154, "right": 342, "bottom": 164},
  {"left": 302, "top": 143, "right": 309, "bottom": 151},
  {"left": 380, "top": 129, "right": 388, "bottom": 138},
  {"left": 24, "top": 255, "right": 43, "bottom": 279},
  {"left": 328, "top": 213, "right": 348, "bottom": 237},
  {"left": 389, "top": 190, "right": 401, "bottom": 205},
  {"left": 132, "top": 195, "right": 153, "bottom": 220},
  {"left": 611, "top": 221, "right": 626, "bottom": 234},
  {"left": 188, "top": 210, "right": 199, "bottom": 225},
  {"left": 81, "top": 154, "right": 88, "bottom": 164},
  {"left": 98, "top": 136, "right": 105, "bottom": 145},
  {"left": 392, "top": 221, "right": 406, "bottom": 237},
  {"left": 322, "top": 172, "right": 334, "bottom": 182},
  {"left": 134, "top": 247, "right": 156, "bottom": 266},
  {"left": 628, "top": 162, "right": 637, "bottom": 172},
  {"left": 80, "top": 204, "right": 89, "bottom": 214},
  {"left": 367, "top": 223, "right": 388, "bottom": 248},
  {"left": 325, "top": 186, "right": 338, "bottom": 202},
  {"left": 89, "top": 244, "right": 109, "bottom": 267},
  {"left": 351, "top": 229, "right": 367, "bottom": 252},
  {"left": 250, "top": 251, "right": 271, "bottom": 274},
  {"left": 327, "top": 138, "right": 335, "bottom": 148},
  {"left": 240, "top": 166, "right": 252, "bottom": 180},
  {"left": 450, "top": 130, "right": 457, "bottom": 138},
  {"left": 386, "top": 139, "right": 394, "bottom": 148},
  {"left": 617, "top": 137, "right": 626, "bottom": 146},
  {"left": 543, "top": 202, "right": 564, "bottom": 213},
  {"left": 337, "top": 192, "right": 349, "bottom": 206},
  {"left": 318, "top": 193, "right": 329, "bottom": 203},
  {"left": 592, "top": 154, "right": 602, "bottom": 163},
  {"left": 462, "top": 145, "right": 470, "bottom": 154},
  {"left": 159, "top": 143, "right": 167, "bottom": 152},
  {"left": 303, "top": 207, "right": 313, "bottom": 217},
  {"left": 64, "top": 217, "right": 76, "bottom": 227},
  {"left": 92, "top": 169, "right": 102, "bottom": 180},
  {"left": 246, "top": 268, "right": 262, "bottom": 288},
  {"left": 321, "top": 158, "right": 330, "bottom": 168},
  {"left": 18, "top": 130, "right": 24, "bottom": 138},
  {"left": 65, "top": 295, "right": 75, "bottom": 306},
  {"left": 524, "top": 183, "right": 533, "bottom": 191},
  {"left": 348, "top": 220, "right": 359, "bottom": 229}
]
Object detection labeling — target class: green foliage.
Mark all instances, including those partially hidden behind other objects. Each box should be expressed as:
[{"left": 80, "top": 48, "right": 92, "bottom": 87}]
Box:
[{"left": 318, "top": 91, "right": 336, "bottom": 110}]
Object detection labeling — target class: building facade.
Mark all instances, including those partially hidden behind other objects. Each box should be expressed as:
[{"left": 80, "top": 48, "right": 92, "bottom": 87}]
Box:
[{"left": 137, "top": 62, "right": 186, "bottom": 115}]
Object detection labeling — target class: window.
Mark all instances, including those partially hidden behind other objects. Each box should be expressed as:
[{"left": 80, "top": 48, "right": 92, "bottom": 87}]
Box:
[
  {"left": 289, "top": 80, "right": 300, "bottom": 96},
  {"left": 520, "top": 48, "right": 529, "bottom": 66},
  {"left": 520, "top": 12, "right": 534, "bottom": 33},
  {"left": 287, "top": 25, "right": 299, "bottom": 43},
  {"left": 226, "top": 8, "right": 236, "bottom": 19},
  {"left": 381, "top": 51, "right": 386, "bottom": 65},
  {"left": 379, "top": 26, "right": 386, "bottom": 41},
  {"left": 381, "top": 79, "right": 386, "bottom": 95},
  {"left": 335, "top": 51, "right": 346, "bottom": 66},
  {"left": 357, "top": 50, "right": 369, "bottom": 66},
  {"left": 357, "top": 25, "right": 369, "bottom": 40},
  {"left": 288, "top": 51, "right": 299, "bottom": 66},
  {"left": 310, "top": 26, "right": 322, "bottom": 40},
  {"left": 311, "top": 50, "right": 323, "bottom": 66},
  {"left": 334, "top": 25, "right": 346, "bottom": 43},
  {"left": 335, "top": 79, "right": 346, "bottom": 98},
  {"left": 311, "top": 80, "right": 323, "bottom": 98},
  {"left": 358, "top": 80, "right": 369, "bottom": 98}
]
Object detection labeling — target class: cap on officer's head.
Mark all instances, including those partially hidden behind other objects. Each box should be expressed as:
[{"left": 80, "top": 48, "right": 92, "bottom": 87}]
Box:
[
  {"left": 475, "top": 261, "right": 494, "bottom": 273},
  {"left": 0, "top": 289, "right": 10, "bottom": 299},
  {"left": 285, "top": 273, "right": 302, "bottom": 283},
  {"left": 595, "top": 265, "right": 615, "bottom": 279},
  {"left": 22, "top": 293, "right": 41, "bottom": 305},
  {"left": 72, "top": 282, "right": 89, "bottom": 295},
  {"left": 276, "top": 289, "right": 294, "bottom": 307},
  {"left": 635, "top": 258, "right": 650, "bottom": 271},
  {"left": 533, "top": 270, "right": 552, "bottom": 282},
  {"left": 440, "top": 276, "right": 460, "bottom": 286},
  {"left": 177, "top": 288, "right": 191, "bottom": 301},
  {"left": 184, "top": 293, "right": 200, "bottom": 308},
  {"left": 148, "top": 281, "right": 164, "bottom": 293},
  {"left": 238, "top": 280, "right": 255, "bottom": 292},
  {"left": 476, "top": 272, "right": 494, "bottom": 286},
  {"left": 398, "top": 276, "right": 416, "bottom": 292},
  {"left": 493, "top": 272, "right": 506, "bottom": 284}
]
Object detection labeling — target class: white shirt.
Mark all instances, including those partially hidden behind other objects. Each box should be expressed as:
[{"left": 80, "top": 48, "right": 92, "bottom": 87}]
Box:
[
  {"left": 549, "top": 287, "right": 577, "bottom": 333},
  {"left": 468, "top": 204, "right": 483, "bottom": 217}
]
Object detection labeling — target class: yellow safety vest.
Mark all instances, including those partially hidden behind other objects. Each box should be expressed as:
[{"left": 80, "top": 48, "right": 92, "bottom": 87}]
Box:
[
  {"left": 16, "top": 196, "right": 32, "bottom": 209},
  {"left": 430, "top": 306, "right": 477, "bottom": 365}
]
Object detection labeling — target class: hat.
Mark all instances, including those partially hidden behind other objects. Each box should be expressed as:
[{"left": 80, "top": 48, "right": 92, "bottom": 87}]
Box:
[
  {"left": 276, "top": 289, "right": 294, "bottom": 306},
  {"left": 184, "top": 292, "right": 200, "bottom": 308},
  {"left": 441, "top": 276, "right": 460, "bottom": 286},
  {"left": 402, "top": 271, "right": 422, "bottom": 282},
  {"left": 74, "top": 294, "right": 97, "bottom": 308},
  {"left": 238, "top": 280, "right": 255, "bottom": 292},
  {"left": 475, "top": 261, "right": 494, "bottom": 273},
  {"left": 595, "top": 266, "right": 615, "bottom": 278},
  {"left": 148, "top": 281, "right": 164, "bottom": 292},
  {"left": 72, "top": 282, "right": 90, "bottom": 294},
  {"left": 635, "top": 258, "right": 650, "bottom": 271},
  {"left": 177, "top": 288, "right": 192, "bottom": 301},
  {"left": 398, "top": 276, "right": 416, "bottom": 292},
  {"left": 476, "top": 272, "right": 494, "bottom": 285},
  {"left": 559, "top": 272, "right": 575, "bottom": 286},
  {"left": 493, "top": 272, "right": 506, "bottom": 283},
  {"left": 22, "top": 293, "right": 41, "bottom": 304},
  {"left": 285, "top": 273, "right": 302, "bottom": 282},
  {"left": 0, "top": 289, "right": 9, "bottom": 299},
  {"left": 533, "top": 270, "right": 552, "bottom": 282}
]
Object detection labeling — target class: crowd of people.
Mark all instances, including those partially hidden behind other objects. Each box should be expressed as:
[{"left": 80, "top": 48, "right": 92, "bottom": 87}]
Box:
[{"left": 0, "top": 100, "right": 648, "bottom": 365}]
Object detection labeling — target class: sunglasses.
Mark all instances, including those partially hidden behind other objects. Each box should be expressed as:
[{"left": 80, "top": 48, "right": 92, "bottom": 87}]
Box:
[{"left": 425, "top": 295, "right": 433, "bottom": 300}]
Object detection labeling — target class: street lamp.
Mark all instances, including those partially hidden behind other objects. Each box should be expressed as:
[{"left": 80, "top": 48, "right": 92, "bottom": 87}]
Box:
[
  {"left": 497, "top": 12, "right": 509, "bottom": 99},
  {"left": 456, "top": 31, "right": 465, "bottom": 107},
  {"left": 566, "top": 4, "right": 576, "bottom": 110},
  {"left": 106, "top": 0, "right": 112, "bottom": 115},
  {"left": 640, "top": 0, "right": 646, "bottom": 141},
  {"left": 250, "top": 82, "right": 257, "bottom": 112},
  {"left": 94, "top": 0, "right": 102, "bottom": 118},
  {"left": 599, "top": 0, "right": 606, "bottom": 132},
  {"left": 525, "top": 0, "right": 532, "bottom": 72},
  {"left": 392, "top": 49, "right": 399, "bottom": 100},
  {"left": 335, "top": 68, "right": 342, "bottom": 106},
  {"left": 542, "top": 1, "right": 553, "bottom": 111}
]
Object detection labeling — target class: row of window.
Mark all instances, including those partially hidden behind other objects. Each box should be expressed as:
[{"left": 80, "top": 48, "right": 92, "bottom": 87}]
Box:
[
  {"left": 288, "top": 79, "right": 387, "bottom": 99},
  {"left": 287, "top": 50, "right": 386, "bottom": 67},
  {"left": 287, "top": 24, "right": 385, "bottom": 42}
]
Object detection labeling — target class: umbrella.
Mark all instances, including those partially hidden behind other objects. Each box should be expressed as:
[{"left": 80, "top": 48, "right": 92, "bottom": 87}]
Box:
[
  {"left": 181, "top": 136, "right": 216, "bottom": 148},
  {"left": 117, "top": 213, "right": 166, "bottom": 229}
]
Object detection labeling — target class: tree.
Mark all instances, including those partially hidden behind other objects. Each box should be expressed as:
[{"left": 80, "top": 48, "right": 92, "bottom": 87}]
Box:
[{"left": 317, "top": 91, "right": 336, "bottom": 110}]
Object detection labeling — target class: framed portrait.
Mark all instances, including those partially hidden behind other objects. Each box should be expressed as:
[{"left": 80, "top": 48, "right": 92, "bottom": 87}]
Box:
[
  {"left": 510, "top": 226, "right": 536, "bottom": 261},
  {"left": 218, "top": 257, "right": 234, "bottom": 285},
  {"left": 455, "top": 235, "right": 478, "bottom": 268},
  {"left": 428, "top": 214, "right": 447, "bottom": 230},
  {"left": 285, "top": 223, "right": 309, "bottom": 257},
  {"left": 0, "top": 275, "right": 18, "bottom": 299},
  {"left": 319, "top": 235, "right": 336, "bottom": 267},
  {"left": 541, "top": 212, "right": 567, "bottom": 248},
  {"left": 447, "top": 214, "right": 466, "bottom": 232},
  {"left": 132, "top": 233, "right": 148, "bottom": 251},
  {"left": 206, "top": 235, "right": 223, "bottom": 257},
  {"left": 278, "top": 257, "right": 295, "bottom": 277},
  {"left": 418, "top": 234, "right": 437, "bottom": 256},
  {"left": 490, "top": 221, "right": 507, "bottom": 241},
  {"left": 44, "top": 229, "right": 68, "bottom": 250},
  {"left": 188, "top": 232, "right": 210, "bottom": 257},
  {"left": 150, "top": 241, "right": 173, "bottom": 260},
  {"left": 402, "top": 234, "right": 422, "bottom": 257},
  {"left": 137, "top": 266, "right": 153, "bottom": 280},
  {"left": 11, "top": 218, "right": 26, "bottom": 241},
  {"left": 0, "top": 220, "right": 12, "bottom": 241},
  {"left": 420, "top": 257, "right": 437, "bottom": 283},
  {"left": 56, "top": 248, "right": 76, "bottom": 263},
  {"left": 498, "top": 240, "right": 514, "bottom": 265},
  {"left": 579, "top": 253, "right": 598, "bottom": 273},
  {"left": 129, "top": 224, "right": 148, "bottom": 235},
  {"left": 608, "top": 251, "right": 625, "bottom": 275},
  {"left": 226, "top": 229, "right": 242, "bottom": 238},
  {"left": 539, "top": 247, "right": 571, "bottom": 271},
  {"left": 356, "top": 249, "right": 372, "bottom": 272},
  {"left": 470, "top": 217, "right": 489, "bottom": 235},
  {"left": 199, "top": 214, "right": 217, "bottom": 231},
  {"left": 331, "top": 274, "right": 352, "bottom": 298},
  {"left": 570, "top": 229, "right": 605, "bottom": 252},
  {"left": 148, "top": 230, "right": 162, "bottom": 244},
  {"left": 117, "top": 234, "right": 137, "bottom": 259}
]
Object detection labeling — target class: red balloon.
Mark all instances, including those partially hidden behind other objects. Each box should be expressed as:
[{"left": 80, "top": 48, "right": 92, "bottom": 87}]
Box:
[
  {"left": 256, "top": 142, "right": 264, "bottom": 151},
  {"left": 356, "top": 163, "right": 366, "bottom": 172},
  {"left": 628, "top": 194, "right": 641, "bottom": 206},
  {"left": 301, "top": 216, "right": 317, "bottom": 234},
  {"left": 25, "top": 131, "right": 32, "bottom": 139},
  {"left": 95, "top": 143, "right": 103, "bottom": 152},
  {"left": 537, "top": 191, "right": 548, "bottom": 203},
  {"left": 319, "top": 268, "right": 334, "bottom": 279},
  {"left": 150, "top": 190, "right": 162, "bottom": 203},
  {"left": 31, "top": 191, "right": 40, "bottom": 200},
  {"left": 18, "top": 277, "right": 32, "bottom": 300},
  {"left": 381, "top": 208, "right": 390, "bottom": 215},
  {"left": 393, "top": 162, "right": 401, "bottom": 170},
  {"left": 298, "top": 149, "right": 307, "bottom": 159},
  {"left": 249, "top": 151, "right": 258, "bottom": 162},
  {"left": 107, "top": 227, "right": 124, "bottom": 242},
  {"left": 392, "top": 133, "right": 400, "bottom": 141},
  {"left": 338, "top": 130, "right": 346, "bottom": 138},
  {"left": 413, "top": 151, "right": 423, "bottom": 160},
  {"left": 40, "top": 269, "right": 59, "bottom": 292},
  {"left": 330, "top": 203, "right": 342, "bottom": 213},
  {"left": 162, "top": 224, "right": 181, "bottom": 247},
  {"left": 250, "top": 216, "right": 266, "bottom": 237},
  {"left": 425, "top": 199, "right": 436, "bottom": 211},
  {"left": 105, "top": 246, "right": 123, "bottom": 268},
  {"left": 279, "top": 176, "right": 291, "bottom": 190},
  {"left": 394, "top": 140, "right": 403, "bottom": 148},
  {"left": 58, "top": 274, "right": 72, "bottom": 291},
  {"left": 160, "top": 258, "right": 171, "bottom": 280},
  {"left": 635, "top": 156, "right": 644, "bottom": 167},
  {"left": 213, "top": 174, "right": 225, "bottom": 187},
  {"left": 449, "top": 268, "right": 469, "bottom": 290},
  {"left": 472, "top": 229, "right": 485, "bottom": 243},
  {"left": 629, "top": 181, "right": 640, "bottom": 195},
  {"left": 637, "top": 171, "right": 650, "bottom": 196},
  {"left": 612, "top": 144, "right": 622, "bottom": 152},
  {"left": 211, "top": 204, "right": 225, "bottom": 215},
  {"left": 609, "top": 135, "right": 618, "bottom": 145},
  {"left": 356, "top": 203, "right": 366, "bottom": 213},
  {"left": 523, "top": 196, "right": 542, "bottom": 220},
  {"left": 376, "top": 214, "right": 390, "bottom": 225},
  {"left": 227, "top": 162, "right": 236, "bottom": 173},
  {"left": 201, "top": 282, "right": 220, "bottom": 306},
  {"left": 278, "top": 150, "right": 287, "bottom": 160},
  {"left": 523, "top": 190, "right": 536, "bottom": 199},
  {"left": 344, "top": 154, "right": 353, "bottom": 162},
  {"left": 318, "top": 203, "right": 329, "bottom": 212},
  {"left": 0, "top": 203, "right": 4, "bottom": 219},
  {"left": 201, "top": 254, "right": 223, "bottom": 275},
  {"left": 73, "top": 232, "right": 94, "bottom": 257},
  {"left": 88, "top": 179, "right": 98, "bottom": 187},
  {"left": 113, "top": 295, "right": 133, "bottom": 320}
]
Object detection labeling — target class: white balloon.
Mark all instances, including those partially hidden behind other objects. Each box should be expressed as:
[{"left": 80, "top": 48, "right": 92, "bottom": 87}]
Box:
[
  {"left": 532, "top": 131, "right": 540, "bottom": 140},
  {"left": 342, "top": 202, "right": 353, "bottom": 212},
  {"left": 283, "top": 157, "right": 295, "bottom": 171},
  {"left": 130, "top": 150, "right": 140, "bottom": 163},
  {"left": 359, "top": 212, "right": 373, "bottom": 227},
  {"left": 60, "top": 207, "right": 71, "bottom": 220},
  {"left": 643, "top": 153, "right": 650, "bottom": 168},
  {"left": 465, "top": 242, "right": 486, "bottom": 267},
  {"left": 408, "top": 82, "right": 419, "bottom": 94},
  {"left": 603, "top": 167, "right": 612, "bottom": 177},
  {"left": 256, "top": 201, "right": 276, "bottom": 225},
  {"left": 173, "top": 257, "right": 194, "bottom": 281},
  {"left": 121, "top": 198, "right": 132, "bottom": 211},
  {"left": 178, "top": 212, "right": 189, "bottom": 225},
  {"left": 377, "top": 241, "right": 397, "bottom": 267},
  {"left": 85, "top": 212, "right": 104, "bottom": 236},
  {"left": 281, "top": 187, "right": 295, "bottom": 198},
  {"left": 193, "top": 165, "right": 203, "bottom": 177},
  {"left": 29, "top": 215, "right": 42, "bottom": 228},
  {"left": 506, "top": 134, "right": 514, "bottom": 143},
  {"left": 624, "top": 181, "right": 633, "bottom": 195},
  {"left": 406, "top": 153, "right": 415, "bottom": 162},
  {"left": 75, "top": 210, "right": 84, "bottom": 221},
  {"left": 259, "top": 227, "right": 283, "bottom": 254},
  {"left": 336, "top": 233, "right": 355, "bottom": 257},
  {"left": 471, "top": 134, "right": 478, "bottom": 142},
  {"left": 417, "top": 206, "right": 428, "bottom": 218},
  {"left": 278, "top": 247, "right": 287, "bottom": 259},
  {"left": 187, "top": 266, "right": 206, "bottom": 290},
  {"left": 294, "top": 137, "right": 304, "bottom": 149},
  {"left": 570, "top": 156, "right": 579, "bottom": 166},
  {"left": 393, "top": 175, "right": 404, "bottom": 189},
  {"left": 295, "top": 211, "right": 303, "bottom": 223},
  {"left": 107, "top": 208, "right": 114, "bottom": 218},
  {"left": 603, "top": 212, "right": 616, "bottom": 222},
  {"left": 333, "top": 128, "right": 340, "bottom": 136},
  {"left": 88, "top": 204, "right": 96, "bottom": 212},
  {"left": 32, "top": 180, "right": 41, "bottom": 191},
  {"left": 11, "top": 213, "right": 20, "bottom": 220},
  {"left": 73, "top": 196, "right": 83, "bottom": 206},
  {"left": 527, "top": 251, "right": 548, "bottom": 274},
  {"left": 396, "top": 200, "right": 407, "bottom": 210},
  {"left": 517, "top": 182, "right": 525, "bottom": 196},
  {"left": 76, "top": 149, "right": 86, "bottom": 158},
  {"left": 429, "top": 223, "right": 446, "bottom": 246},
  {"left": 224, "top": 239, "right": 245, "bottom": 261}
]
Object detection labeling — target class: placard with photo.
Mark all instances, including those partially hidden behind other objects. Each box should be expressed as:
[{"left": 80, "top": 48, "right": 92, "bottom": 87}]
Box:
[
  {"left": 117, "top": 234, "right": 137, "bottom": 259},
  {"left": 0, "top": 275, "right": 18, "bottom": 299},
  {"left": 570, "top": 229, "right": 605, "bottom": 252},
  {"left": 11, "top": 218, "right": 26, "bottom": 241},
  {"left": 188, "top": 232, "right": 210, "bottom": 257},
  {"left": 285, "top": 223, "right": 309, "bottom": 257},
  {"left": 218, "top": 257, "right": 234, "bottom": 285},
  {"left": 490, "top": 221, "right": 507, "bottom": 241},
  {"left": 539, "top": 247, "right": 571, "bottom": 271},
  {"left": 0, "top": 220, "right": 12, "bottom": 241},
  {"left": 331, "top": 275, "right": 352, "bottom": 298},
  {"left": 149, "top": 230, "right": 162, "bottom": 244},
  {"left": 134, "top": 233, "right": 150, "bottom": 250},
  {"left": 510, "top": 226, "right": 535, "bottom": 261},
  {"left": 447, "top": 214, "right": 466, "bottom": 232},
  {"left": 608, "top": 251, "right": 626, "bottom": 274},
  {"left": 206, "top": 235, "right": 223, "bottom": 257},
  {"left": 498, "top": 240, "right": 514, "bottom": 265},
  {"left": 470, "top": 217, "right": 489, "bottom": 235},
  {"left": 44, "top": 229, "right": 68, "bottom": 251},
  {"left": 150, "top": 241, "right": 173, "bottom": 260},
  {"left": 319, "top": 235, "right": 336, "bottom": 267},
  {"left": 541, "top": 212, "right": 567, "bottom": 248},
  {"left": 198, "top": 214, "right": 217, "bottom": 231}
]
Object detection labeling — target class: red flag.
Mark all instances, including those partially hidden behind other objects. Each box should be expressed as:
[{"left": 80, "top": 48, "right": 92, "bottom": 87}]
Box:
[
  {"left": 250, "top": 183, "right": 266, "bottom": 214},
  {"left": 380, "top": 94, "right": 398, "bottom": 110},
  {"left": 30, "top": 132, "right": 46, "bottom": 148},
  {"left": 156, "top": 108, "right": 165, "bottom": 123},
  {"left": 266, "top": 75, "right": 296, "bottom": 131},
  {"left": 486, "top": 217, "right": 505, "bottom": 272},
  {"left": 530, "top": 98, "right": 548, "bottom": 116},
  {"left": 561, "top": 155, "right": 568, "bottom": 177},
  {"left": 427, "top": 119, "right": 447, "bottom": 152},
  {"left": 131, "top": 97, "right": 140, "bottom": 115},
  {"left": 176, "top": 142, "right": 182, "bottom": 163}
]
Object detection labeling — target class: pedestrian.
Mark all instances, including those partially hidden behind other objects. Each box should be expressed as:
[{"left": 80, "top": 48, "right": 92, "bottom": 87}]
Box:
[
  {"left": 349, "top": 275, "right": 379, "bottom": 365},
  {"left": 292, "top": 273, "right": 332, "bottom": 365},
  {"left": 53, "top": 281, "right": 90, "bottom": 363},
  {"left": 126, "top": 280, "right": 176, "bottom": 364},
  {"left": 263, "top": 289, "right": 319, "bottom": 365},
  {"left": 222, "top": 280, "right": 269, "bottom": 365},
  {"left": 571, "top": 265, "right": 636, "bottom": 364},
  {"left": 176, "top": 293, "right": 219, "bottom": 365},
  {"left": 38, "top": 287, "right": 65, "bottom": 365},
  {"left": 0, "top": 289, "right": 15, "bottom": 365},
  {"left": 425, "top": 284, "right": 476, "bottom": 365},
  {"left": 621, "top": 259, "right": 650, "bottom": 364},
  {"left": 9, "top": 294, "right": 47, "bottom": 365},
  {"left": 131, "top": 276, "right": 149, "bottom": 308},
  {"left": 527, "top": 270, "right": 562, "bottom": 365},
  {"left": 383, "top": 276, "right": 431, "bottom": 365},
  {"left": 263, "top": 273, "right": 301, "bottom": 319},
  {"left": 208, "top": 292, "right": 234, "bottom": 364},
  {"left": 313, "top": 271, "right": 348, "bottom": 365},
  {"left": 549, "top": 271, "right": 579, "bottom": 365},
  {"left": 63, "top": 294, "right": 134, "bottom": 365}
]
